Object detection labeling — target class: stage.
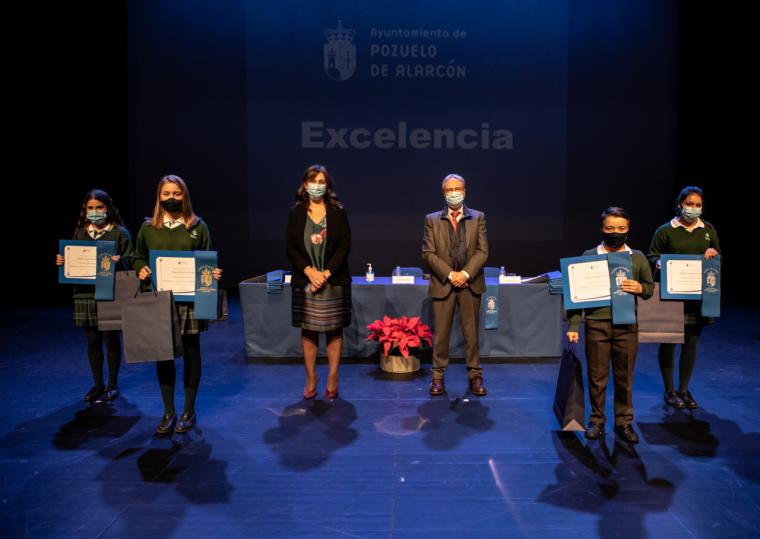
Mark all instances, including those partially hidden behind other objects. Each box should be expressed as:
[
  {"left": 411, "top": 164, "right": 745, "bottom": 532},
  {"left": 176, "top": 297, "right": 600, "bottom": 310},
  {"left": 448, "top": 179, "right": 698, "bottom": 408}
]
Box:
[{"left": 1, "top": 297, "right": 758, "bottom": 538}]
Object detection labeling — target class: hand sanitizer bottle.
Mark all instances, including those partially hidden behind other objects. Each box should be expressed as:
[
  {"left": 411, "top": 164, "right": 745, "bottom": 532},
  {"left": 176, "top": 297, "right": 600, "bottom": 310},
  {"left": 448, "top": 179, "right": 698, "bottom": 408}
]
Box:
[{"left": 366, "top": 263, "right": 374, "bottom": 283}]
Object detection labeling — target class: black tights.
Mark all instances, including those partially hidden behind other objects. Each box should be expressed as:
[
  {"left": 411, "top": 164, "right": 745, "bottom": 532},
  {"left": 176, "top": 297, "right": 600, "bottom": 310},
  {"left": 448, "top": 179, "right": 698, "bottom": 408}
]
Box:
[
  {"left": 83, "top": 327, "right": 121, "bottom": 388},
  {"left": 658, "top": 324, "right": 703, "bottom": 392},
  {"left": 156, "top": 333, "right": 202, "bottom": 416}
]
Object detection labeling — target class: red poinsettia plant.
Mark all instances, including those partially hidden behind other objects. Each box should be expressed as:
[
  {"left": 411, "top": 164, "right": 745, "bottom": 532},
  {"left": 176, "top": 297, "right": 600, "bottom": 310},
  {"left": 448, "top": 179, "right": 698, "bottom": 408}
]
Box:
[{"left": 367, "top": 315, "right": 433, "bottom": 358}]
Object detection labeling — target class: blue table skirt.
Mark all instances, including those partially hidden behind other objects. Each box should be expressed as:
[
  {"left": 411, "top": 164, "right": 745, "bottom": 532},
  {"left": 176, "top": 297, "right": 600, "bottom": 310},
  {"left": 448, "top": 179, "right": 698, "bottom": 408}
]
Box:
[{"left": 240, "top": 276, "right": 563, "bottom": 358}]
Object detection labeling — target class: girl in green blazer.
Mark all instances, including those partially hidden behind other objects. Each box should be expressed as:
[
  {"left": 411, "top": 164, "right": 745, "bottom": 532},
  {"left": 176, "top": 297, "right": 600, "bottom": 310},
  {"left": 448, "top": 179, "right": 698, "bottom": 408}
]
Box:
[
  {"left": 56, "top": 189, "right": 133, "bottom": 402},
  {"left": 134, "top": 175, "right": 222, "bottom": 435}
]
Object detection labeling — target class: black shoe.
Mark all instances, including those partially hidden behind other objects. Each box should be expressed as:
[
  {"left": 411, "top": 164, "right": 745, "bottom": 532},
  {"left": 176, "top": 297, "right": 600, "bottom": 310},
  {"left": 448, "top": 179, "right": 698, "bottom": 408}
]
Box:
[
  {"left": 104, "top": 386, "right": 120, "bottom": 401},
  {"left": 585, "top": 423, "right": 605, "bottom": 440},
  {"left": 615, "top": 424, "right": 639, "bottom": 444},
  {"left": 84, "top": 386, "right": 105, "bottom": 402},
  {"left": 664, "top": 390, "right": 686, "bottom": 409},
  {"left": 429, "top": 378, "right": 445, "bottom": 396},
  {"left": 679, "top": 390, "right": 698, "bottom": 409},
  {"left": 175, "top": 412, "right": 196, "bottom": 433},
  {"left": 155, "top": 413, "right": 177, "bottom": 435}
]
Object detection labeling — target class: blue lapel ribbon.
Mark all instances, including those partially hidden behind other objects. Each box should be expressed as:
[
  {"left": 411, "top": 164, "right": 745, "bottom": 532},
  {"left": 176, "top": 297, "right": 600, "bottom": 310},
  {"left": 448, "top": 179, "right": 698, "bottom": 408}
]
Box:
[
  {"left": 701, "top": 255, "right": 721, "bottom": 317},
  {"left": 194, "top": 251, "right": 219, "bottom": 320},
  {"left": 484, "top": 278, "right": 499, "bottom": 330},
  {"left": 606, "top": 251, "right": 636, "bottom": 325},
  {"left": 94, "top": 240, "right": 117, "bottom": 301}
]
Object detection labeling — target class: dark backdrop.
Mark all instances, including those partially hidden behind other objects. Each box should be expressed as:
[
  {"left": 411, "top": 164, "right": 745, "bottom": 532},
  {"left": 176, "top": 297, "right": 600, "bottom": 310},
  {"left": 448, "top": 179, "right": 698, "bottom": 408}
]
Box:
[{"left": 8, "top": 0, "right": 751, "bottom": 309}]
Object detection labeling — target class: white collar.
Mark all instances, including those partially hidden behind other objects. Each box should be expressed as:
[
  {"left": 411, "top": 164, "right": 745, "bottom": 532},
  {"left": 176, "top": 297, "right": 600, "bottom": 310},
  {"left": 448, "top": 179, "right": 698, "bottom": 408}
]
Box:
[
  {"left": 87, "top": 223, "right": 113, "bottom": 238},
  {"left": 671, "top": 217, "right": 705, "bottom": 231},
  {"left": 597, "top": 243, "right": 633, "bottom": 255},
  {"left": 163, "top": 215, "right": 185, "bottom": 229}
]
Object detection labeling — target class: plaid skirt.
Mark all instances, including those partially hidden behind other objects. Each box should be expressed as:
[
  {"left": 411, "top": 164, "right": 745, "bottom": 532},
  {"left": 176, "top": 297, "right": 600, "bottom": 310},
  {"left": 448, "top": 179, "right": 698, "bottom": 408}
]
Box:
[
  {"left": 73, "top": 298, "right": 98, "bottom": 327},
  {"left": 292, "top": 284, "right": 351, "bottom": 332},
  {"left": 75, "top": 298, "right": 207, "bottom": 334},
  {"left": 176, "top": 302, "right": 208, "bottom": 335}
]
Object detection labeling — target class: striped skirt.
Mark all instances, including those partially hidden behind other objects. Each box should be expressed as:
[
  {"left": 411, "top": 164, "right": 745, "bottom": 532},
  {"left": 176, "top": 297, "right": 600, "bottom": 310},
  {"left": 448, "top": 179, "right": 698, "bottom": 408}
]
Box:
[{"left": 292, "top": 284, "right": 351, "bottom": 332}]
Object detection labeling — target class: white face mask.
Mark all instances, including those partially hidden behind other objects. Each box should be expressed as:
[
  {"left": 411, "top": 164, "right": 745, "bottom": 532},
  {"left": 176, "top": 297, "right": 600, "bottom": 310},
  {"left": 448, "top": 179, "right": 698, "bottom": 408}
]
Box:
[
  {"left": 681, "top": 206, "right": 702, "bottom": 222},
  {"left": 445, "top": 191, "right": 464, "bottom": 208},
  {"left": 306, "top": 182, "right": 326, "bottom": 200}
]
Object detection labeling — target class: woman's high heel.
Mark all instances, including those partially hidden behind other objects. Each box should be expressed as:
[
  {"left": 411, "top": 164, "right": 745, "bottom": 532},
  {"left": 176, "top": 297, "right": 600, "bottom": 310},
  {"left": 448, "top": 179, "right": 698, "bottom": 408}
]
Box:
[
  {"left": 325, "top": 386, "right": 339, "bottom": 399},
  {"left": 303, "top": 379, "right": 318, "bottom": 400}
]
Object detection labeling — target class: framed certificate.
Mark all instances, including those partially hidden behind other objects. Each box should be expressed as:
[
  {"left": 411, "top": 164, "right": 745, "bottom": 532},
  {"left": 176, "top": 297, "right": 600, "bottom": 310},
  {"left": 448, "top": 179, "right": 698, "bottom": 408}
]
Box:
[
  {"left": 149, "top": 250, "right": 219, "bottom": 311},
  {"left": 661, "top": 254, "right": 703, "bottom": 300},
  {"left": 58, "top": 240, "right": 116, "bottom": 285},
  {"left": 560, "top": 255, "right": 612, "bottom": 310}
]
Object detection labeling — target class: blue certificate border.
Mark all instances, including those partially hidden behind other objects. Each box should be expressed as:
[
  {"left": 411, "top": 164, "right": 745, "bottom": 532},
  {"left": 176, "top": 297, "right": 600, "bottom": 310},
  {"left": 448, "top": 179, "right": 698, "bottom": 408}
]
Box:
[
  {"left": 661, "top": 254, "right": 703, "bottom": 300},
  {"left": 560, "top": 254, "right": 611, "bottom": 310},
  {"left": 58, "top": 240, "right": 100, "bottom": 284}
]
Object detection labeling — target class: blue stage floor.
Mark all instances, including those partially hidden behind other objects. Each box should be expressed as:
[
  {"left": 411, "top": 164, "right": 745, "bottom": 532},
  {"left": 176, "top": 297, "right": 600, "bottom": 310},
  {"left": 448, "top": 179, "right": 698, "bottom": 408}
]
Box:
[{"left": 1, "top": 298, "right": 758, "bottom": 538}]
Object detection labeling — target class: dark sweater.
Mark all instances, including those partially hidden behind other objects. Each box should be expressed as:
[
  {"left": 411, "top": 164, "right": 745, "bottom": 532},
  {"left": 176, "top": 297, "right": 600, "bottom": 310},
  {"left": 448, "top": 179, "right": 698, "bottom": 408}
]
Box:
[
  {"left": 567, "top": 248, "right": 654, "bottom": 332},
  {"left": 647, "top": 220, "right": 721, "bottom": 267},
  {"left": 286, "top": 203, "right": 351, "bottom": 287},
  {"left": 71, "top": 225, "right": 134, "bottom": 299},
  {"left": 647, "top": 219, "right": 721, "bottom": 320},
  {"left": 134, "top": 219, "right": 212, "bottom": 276}
]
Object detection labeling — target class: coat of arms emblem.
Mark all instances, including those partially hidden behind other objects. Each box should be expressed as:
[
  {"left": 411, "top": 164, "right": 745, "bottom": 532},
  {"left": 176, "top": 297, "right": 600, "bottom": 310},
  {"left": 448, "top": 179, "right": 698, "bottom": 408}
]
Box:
[
  {"left": 100, "top": 254, "right": 111, "bottom": 273},
  {"left": 200, "top": 267, "right": 213, "bottom": 288},
  {"left": 324, "top": 21, "right": 356, "bottom": 81}
]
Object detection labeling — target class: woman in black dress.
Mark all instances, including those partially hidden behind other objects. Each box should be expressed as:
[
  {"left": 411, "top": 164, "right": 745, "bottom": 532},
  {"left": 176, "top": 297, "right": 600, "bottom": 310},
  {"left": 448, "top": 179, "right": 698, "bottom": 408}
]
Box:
[{"left": 286, "top": 165, "right": 352, "bottom": 400}]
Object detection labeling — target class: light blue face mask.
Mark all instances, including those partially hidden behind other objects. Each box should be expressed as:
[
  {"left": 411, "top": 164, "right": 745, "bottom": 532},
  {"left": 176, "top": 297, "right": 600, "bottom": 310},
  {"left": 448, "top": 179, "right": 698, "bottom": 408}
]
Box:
[
  {"left": 306, "top": 182, "right": 327, "bottom": 201},
  {"left": 87, "top": 210, "right": 108, "bottom": 225},
  {"left": 681, "top": 206, "right": 702, "bottom": 222},
  {"left": 445, "top": 191, "right": 464, "bottom": 208}
]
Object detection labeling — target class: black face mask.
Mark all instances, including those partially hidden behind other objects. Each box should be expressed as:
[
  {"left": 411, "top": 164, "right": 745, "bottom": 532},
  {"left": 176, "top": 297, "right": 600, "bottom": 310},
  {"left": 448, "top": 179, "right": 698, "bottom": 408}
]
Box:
[
  {"left": 602, "top": 232, "right": 628, "bottom": 249},
  {"left": 160, "top": 198, "right": 182, "bottom": 213}
]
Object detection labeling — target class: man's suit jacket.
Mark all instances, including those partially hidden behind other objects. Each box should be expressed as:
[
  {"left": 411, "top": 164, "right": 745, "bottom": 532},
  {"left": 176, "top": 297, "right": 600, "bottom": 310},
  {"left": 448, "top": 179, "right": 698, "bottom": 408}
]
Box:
[{"left": 422, "top": 206, "right": 488, "bottom": 299}]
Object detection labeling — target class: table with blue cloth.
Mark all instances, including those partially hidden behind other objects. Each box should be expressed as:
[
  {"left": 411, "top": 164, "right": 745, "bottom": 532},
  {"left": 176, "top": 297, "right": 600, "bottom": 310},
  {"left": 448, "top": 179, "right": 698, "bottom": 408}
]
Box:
[{"left": 239, "top": 276, "right": 563, "bottom": 358}]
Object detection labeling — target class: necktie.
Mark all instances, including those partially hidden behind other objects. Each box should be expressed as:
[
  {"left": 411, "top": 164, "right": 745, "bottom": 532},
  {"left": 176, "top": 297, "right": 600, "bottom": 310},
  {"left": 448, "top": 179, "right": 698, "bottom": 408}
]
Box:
[{"left": 450, "top": 210, "right": 460, "bottom": 232}]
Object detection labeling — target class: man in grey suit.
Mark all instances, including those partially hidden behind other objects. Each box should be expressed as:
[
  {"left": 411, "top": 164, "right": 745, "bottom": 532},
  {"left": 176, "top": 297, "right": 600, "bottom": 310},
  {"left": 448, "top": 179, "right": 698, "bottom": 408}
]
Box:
[{"left": 422, "top": 174, "right": 489, "bottom": 396}]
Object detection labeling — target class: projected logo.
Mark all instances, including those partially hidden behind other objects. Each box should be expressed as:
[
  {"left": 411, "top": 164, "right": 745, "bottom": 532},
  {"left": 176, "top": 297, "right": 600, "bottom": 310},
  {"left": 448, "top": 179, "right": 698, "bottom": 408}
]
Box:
[{"left": 324, "top": 21, "right": 356, "bottom": 81}]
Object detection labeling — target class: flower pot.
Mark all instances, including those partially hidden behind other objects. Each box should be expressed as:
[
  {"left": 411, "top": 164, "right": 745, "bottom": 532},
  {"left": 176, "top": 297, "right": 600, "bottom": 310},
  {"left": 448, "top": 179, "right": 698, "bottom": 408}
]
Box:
[{"left": 380, "top": 353, "right": 420, "bottom": 373}]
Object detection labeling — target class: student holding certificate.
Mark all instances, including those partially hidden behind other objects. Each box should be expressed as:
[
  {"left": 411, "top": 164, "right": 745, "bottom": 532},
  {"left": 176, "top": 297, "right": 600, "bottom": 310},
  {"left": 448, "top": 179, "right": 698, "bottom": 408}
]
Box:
[
  {"left": 55, "top": 189, "right": 133, "bottom": 402},
  {"left": 134, "top": 175, "right": 222, "bottom": 434},
  {"left": 566, "top": 207, "right": 653, "bottom": 444},
  {"left": 647, "top": 186, "right": 721, "bottom": 410}
]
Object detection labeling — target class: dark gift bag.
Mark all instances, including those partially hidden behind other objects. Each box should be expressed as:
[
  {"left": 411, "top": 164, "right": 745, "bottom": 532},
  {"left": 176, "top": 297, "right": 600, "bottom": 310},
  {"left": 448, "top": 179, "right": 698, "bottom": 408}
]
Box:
[
  {"left": 637, "top": 282, "right": 685, "bottom": 344},
  {"left": 96, "top": 270, "right": 141, "bottom": 331},
  {"left": 122, "top": 287, "right": 183, "bottom": 364},
  {"left": 553, "top": 343, "right": 586, "bottom": 431}
]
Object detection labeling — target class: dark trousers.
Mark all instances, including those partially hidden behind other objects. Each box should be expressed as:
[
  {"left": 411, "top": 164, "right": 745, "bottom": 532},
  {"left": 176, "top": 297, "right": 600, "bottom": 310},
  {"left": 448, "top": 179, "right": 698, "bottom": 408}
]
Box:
[
  {"left": 584, "top": 319, "right": 638, "bottom": 427},
  {"left": 432, "top": 287, "right": 482, "bottom": 380}
]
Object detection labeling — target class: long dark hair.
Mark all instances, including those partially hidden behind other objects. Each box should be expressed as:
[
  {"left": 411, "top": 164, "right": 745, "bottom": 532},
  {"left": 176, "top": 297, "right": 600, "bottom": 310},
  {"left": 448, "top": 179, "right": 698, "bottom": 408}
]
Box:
[
  {"left": 674, "top": 185, "right": 704, "bottom": 215},
  {"left": 75, "top": 189, "right": 125, "bottom": 232},
  {"left": 294, "top": 164, "right": 343, "bottom": 209}
]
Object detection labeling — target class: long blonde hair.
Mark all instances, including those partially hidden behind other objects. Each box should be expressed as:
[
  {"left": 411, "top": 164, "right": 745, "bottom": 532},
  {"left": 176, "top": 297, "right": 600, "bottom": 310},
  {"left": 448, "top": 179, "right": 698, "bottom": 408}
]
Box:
[{"left": 150, "top": 174, "right": 199, "bottom": 229}]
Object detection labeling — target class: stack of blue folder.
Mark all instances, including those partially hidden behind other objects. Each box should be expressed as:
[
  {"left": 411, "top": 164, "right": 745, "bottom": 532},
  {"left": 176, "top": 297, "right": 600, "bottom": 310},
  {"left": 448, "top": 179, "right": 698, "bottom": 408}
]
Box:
[
  {"left": 266, "top": 270, "right": 286, "bottom": 294},
  {"left": 547, "top": 270, "right": 563, "bottom": 295}
]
